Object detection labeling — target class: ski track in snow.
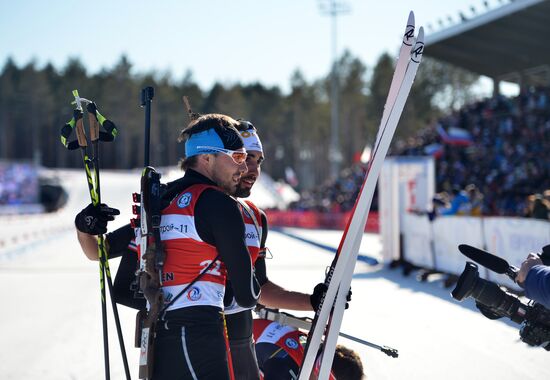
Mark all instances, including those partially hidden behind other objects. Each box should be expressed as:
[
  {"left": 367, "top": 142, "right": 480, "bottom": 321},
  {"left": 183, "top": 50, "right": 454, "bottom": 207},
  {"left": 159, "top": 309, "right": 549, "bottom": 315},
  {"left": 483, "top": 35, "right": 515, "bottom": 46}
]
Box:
[{"left": 1, "top": 170, "right": 548, "bottom": 380}]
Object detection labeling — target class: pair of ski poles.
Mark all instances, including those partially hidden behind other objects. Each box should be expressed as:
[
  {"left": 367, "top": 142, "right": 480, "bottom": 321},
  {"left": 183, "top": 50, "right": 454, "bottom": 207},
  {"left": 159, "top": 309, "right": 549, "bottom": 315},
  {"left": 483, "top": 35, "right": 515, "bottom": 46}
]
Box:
[{"left": 60, "top": 90, "right": 130, "bottom": 380}]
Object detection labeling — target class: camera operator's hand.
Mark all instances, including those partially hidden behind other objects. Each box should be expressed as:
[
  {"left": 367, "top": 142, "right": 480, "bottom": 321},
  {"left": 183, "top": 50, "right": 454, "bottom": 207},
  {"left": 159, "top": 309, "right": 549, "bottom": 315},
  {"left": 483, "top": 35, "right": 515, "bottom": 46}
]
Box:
[
  {"left": 517, "top": 253, "right": 543, "bottom": 286},
  {"left": 310, "top": 283, "right": 352, "bottom": 312},
  {"left": 75, "top": 203, "right": 120, "bottom": 235}
]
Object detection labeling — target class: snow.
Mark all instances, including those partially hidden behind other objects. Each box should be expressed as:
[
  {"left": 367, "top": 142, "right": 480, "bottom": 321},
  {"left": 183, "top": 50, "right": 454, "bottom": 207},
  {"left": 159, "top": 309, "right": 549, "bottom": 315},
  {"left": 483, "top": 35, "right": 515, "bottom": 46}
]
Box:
[{"left": 1, "top": 170, "right": 549, "bottom": 380}]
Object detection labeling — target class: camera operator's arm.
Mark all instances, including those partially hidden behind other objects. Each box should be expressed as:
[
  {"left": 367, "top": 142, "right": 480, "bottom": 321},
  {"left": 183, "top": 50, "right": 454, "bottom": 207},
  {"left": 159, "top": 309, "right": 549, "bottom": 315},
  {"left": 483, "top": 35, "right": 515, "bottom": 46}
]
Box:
[
  {"left": 517, "top": 253, "right": 550, "bottom": 309},
  {"left": 517, "top": 253, "right": 543, "bottom": 284}
]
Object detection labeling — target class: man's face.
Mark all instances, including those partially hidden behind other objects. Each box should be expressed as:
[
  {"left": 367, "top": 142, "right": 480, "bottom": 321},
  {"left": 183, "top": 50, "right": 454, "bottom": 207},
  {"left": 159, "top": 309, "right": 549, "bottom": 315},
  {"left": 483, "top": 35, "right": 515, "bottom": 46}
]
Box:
[
  {"left": 210, "top": 151, "right": 248, "bottom": 195},
  {"left": 234, "top": 150, "right": 264, "bottom": 198}
]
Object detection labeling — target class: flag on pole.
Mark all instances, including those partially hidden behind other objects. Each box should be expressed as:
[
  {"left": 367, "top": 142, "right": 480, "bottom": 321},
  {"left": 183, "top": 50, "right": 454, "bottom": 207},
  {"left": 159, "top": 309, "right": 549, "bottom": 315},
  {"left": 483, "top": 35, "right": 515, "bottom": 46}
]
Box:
[{"left": 436, "top": 125, "right": 473, "bottom": 146}]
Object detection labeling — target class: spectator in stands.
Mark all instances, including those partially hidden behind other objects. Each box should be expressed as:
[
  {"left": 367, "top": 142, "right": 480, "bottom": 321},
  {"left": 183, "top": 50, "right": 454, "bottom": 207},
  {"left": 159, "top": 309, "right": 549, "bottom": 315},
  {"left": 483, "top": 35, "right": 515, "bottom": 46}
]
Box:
[
  {"left": 461, "top": 184, "right": 484, "bottom": 216},
  {"left": 440, "top": 186, "right": 470, "bottom": 216},
  {"left": 544, "top": 189, "right": 550, "bottom": 206},
  {"left": 524, "top": 193, "right": 549, "bottom": 220}
]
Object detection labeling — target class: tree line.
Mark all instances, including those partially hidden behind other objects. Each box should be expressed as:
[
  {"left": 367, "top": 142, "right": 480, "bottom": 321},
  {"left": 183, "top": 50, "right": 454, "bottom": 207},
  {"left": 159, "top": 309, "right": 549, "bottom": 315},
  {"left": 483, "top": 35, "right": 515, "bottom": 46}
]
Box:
[{"left": 0, "top": 52, "right": 478, "bottom": 189}]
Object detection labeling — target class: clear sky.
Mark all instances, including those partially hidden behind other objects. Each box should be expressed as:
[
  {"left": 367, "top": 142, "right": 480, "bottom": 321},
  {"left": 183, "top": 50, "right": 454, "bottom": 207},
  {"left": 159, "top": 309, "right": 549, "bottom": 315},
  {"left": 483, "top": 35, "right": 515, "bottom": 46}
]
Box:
[{"left": 0, "top": 0, "right": 505, "bottom": 93}]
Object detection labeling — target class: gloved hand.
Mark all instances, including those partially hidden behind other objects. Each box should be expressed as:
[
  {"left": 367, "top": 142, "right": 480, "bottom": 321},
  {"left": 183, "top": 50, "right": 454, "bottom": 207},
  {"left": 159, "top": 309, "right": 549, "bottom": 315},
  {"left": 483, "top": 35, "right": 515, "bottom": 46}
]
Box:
[
  {"left": 75, "top": 203, "right": 120, "bottom": 235},
  {"left": 310, "top": 282, "right": 352, "bottom": 312}
]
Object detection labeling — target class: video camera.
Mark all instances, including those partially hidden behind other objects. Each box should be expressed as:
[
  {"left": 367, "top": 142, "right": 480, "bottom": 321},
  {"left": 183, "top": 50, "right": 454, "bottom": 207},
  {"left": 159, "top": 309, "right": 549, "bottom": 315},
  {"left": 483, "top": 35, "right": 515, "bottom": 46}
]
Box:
[{"left": 451, "top": 244, "right": 550, "bottom": 350}]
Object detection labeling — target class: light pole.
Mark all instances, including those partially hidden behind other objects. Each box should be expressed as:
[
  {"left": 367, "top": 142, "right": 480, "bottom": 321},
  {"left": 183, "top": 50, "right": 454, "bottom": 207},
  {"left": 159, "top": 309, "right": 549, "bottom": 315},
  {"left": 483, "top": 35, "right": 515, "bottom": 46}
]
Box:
[{"left": 319, "top": 0, "right": 350, "bottom": 180}]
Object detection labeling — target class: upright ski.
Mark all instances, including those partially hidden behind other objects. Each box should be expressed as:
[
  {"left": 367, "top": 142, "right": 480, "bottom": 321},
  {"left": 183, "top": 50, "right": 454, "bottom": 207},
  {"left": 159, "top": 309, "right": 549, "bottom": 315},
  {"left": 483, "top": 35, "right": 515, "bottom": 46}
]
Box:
[
  {"left": 373, "top": 11, "right": 415, "bottom": 150},
  {"left": 317, "top": 28, "right": 425, "bottom": 380},
  {"left": 298, "top": 22, "right": 425, "bottom": 380}
]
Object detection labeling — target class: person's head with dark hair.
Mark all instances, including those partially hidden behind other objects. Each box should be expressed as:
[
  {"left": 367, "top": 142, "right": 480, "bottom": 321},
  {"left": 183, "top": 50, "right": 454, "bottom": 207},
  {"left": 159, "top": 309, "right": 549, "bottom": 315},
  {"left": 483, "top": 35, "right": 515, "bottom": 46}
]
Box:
[
  {"left": 234, "top": 119, "right": 265, "bottom": 198},
  {"left": 178, "top": 113, "right": 248, "bottom": 194},
  {"left": 451, "top": 185, "right": 462, "bottom": 197},
  {"left": 332, "top": 345, "right": 365, "bottom": 380}
]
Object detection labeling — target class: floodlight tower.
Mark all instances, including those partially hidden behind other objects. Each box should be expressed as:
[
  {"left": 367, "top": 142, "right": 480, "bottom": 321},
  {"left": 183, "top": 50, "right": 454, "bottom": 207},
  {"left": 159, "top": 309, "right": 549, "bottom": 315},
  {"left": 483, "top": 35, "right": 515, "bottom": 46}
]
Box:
[{"left": 319, "top": 0, "right": 350, "bottom": 180}]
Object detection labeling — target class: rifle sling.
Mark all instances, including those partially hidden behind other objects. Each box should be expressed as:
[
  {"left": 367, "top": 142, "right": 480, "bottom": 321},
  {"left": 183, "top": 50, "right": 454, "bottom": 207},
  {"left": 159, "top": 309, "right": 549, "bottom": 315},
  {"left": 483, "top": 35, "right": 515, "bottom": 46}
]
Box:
[{"left": 159, "top": 254, "right": 221, "bottom": 318}]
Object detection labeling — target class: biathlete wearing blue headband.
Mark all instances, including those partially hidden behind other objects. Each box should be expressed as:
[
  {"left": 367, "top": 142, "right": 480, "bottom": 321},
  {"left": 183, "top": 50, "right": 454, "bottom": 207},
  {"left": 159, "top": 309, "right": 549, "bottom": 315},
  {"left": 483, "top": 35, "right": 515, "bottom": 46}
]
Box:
[
  {"left": 149, "top": 113, "right": 260, "bottom": 380},
  {"left": 74, "top": 113, "right": 261, "bottom": 380}
]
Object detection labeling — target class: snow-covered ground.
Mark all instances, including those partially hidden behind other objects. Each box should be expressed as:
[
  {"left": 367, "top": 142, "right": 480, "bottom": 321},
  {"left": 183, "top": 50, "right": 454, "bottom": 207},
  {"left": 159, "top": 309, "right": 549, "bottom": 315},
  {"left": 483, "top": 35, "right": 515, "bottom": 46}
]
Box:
[{"left": 1, "top": 170, "right": 549, "bottom": 380}]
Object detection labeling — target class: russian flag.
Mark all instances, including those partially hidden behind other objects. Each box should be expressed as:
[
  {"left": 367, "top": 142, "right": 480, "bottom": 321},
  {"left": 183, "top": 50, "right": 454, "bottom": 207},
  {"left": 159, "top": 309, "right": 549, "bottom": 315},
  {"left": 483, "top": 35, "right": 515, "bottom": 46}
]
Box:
[
  {"left": 424, "top": 143, "right": 444, "bottom": 158},
  {"left": 437, "top": 125, "right": 473, "bottom": 146}
]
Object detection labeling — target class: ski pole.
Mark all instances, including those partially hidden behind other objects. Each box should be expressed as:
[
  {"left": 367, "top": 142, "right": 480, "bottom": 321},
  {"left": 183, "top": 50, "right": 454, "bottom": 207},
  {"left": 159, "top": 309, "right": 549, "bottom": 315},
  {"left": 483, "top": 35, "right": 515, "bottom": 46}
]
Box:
[
  {"left": 338, "top": 332, "right": 398, "bottom": 358},
  {"left": 256, "top": 307, "right": 398, "bottom": 357},
  {"left": 87, "top": 101, "right": 132, "bottom": 380},
  {"left": 71, "top": 90, "right": 110, "bottom": 380},
  {"left": 61, "top": 91, "right": 129, "bottom": 380}
]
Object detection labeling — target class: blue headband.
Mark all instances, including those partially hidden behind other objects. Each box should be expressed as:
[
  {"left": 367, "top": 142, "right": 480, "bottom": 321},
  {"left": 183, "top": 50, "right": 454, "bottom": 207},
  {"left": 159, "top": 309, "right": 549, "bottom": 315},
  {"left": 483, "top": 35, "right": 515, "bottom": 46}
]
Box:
[{"left": 185, "top": 129, "right": 225, "bottom": 158}]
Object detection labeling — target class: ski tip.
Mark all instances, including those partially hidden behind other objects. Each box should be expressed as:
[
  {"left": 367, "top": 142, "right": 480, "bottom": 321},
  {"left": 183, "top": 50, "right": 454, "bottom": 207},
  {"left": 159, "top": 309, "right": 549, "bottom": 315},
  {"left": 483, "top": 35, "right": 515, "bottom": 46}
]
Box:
[
  {"left": 417, "top": 26, "right": 425, "bottom": 42},
  {"left": 411, "top": 27, "right": 425, "bottom": 64},
  {"left": 404, "top": 12, "right": 415, "bottom": 46}
]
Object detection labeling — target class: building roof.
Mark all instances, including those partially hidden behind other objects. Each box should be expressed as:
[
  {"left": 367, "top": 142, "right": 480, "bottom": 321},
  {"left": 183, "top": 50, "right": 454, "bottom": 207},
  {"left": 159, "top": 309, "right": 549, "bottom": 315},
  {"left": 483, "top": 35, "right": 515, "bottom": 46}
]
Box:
[{"left": 424, "top": 0, "right": 550, "bottom": 84}]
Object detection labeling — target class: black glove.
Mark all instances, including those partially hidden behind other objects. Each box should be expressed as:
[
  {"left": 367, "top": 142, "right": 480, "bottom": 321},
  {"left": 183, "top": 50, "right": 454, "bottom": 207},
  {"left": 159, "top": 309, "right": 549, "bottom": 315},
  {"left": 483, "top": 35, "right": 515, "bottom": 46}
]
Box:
[
  {"left": 75, "top": 203, "right": 120, "bottom": 235},
  {"left": 475, "top": 301, "right": 502, "bottom": 320},
  {"left": 310, "top": 283, "right": 352, "bottom": 312}
]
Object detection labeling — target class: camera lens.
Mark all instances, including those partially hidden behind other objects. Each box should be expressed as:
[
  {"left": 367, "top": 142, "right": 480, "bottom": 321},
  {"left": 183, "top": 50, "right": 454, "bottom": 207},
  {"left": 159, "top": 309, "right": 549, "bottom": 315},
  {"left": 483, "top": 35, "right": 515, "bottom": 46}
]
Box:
[
  {"left": 451, "top": 262, "right": 480, "bottom": 301},
  {"left": 452, "top": 262, "right": 526, "bottom": 323}
]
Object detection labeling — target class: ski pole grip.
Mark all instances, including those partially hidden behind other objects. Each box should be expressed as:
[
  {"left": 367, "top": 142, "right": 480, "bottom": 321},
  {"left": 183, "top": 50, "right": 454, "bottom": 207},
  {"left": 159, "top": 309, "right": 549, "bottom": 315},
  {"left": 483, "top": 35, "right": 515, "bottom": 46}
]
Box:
[
  {"left": 382, "top": 346, "right": 399, "bottom": 358},
  {"left": 75, "top": 112, "right": 87, "bottom": 148}
]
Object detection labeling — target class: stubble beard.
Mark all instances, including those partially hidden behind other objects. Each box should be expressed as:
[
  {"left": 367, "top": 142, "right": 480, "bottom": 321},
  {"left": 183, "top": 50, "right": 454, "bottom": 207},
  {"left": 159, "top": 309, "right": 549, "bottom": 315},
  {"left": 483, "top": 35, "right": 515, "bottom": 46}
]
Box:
[
  {"left": 234, "top": 185, "right": 251, "bottom": 198},
  {"left": 212, "top": 169, "right": 239, "bottom": 195}
]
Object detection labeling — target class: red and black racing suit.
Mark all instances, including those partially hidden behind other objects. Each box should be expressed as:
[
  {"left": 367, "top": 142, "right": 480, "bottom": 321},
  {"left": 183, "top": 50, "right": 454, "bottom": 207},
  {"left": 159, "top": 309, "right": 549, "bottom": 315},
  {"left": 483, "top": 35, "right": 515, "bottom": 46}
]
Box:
[
  {"left": 253, "top": 319, "right": 336, "bottom": 380},
  {"left": 105, "top": 169, "right": 260, "bottom": 379},
  {"left": 224, "top": 201, "right": 269, "bottom": 380}
]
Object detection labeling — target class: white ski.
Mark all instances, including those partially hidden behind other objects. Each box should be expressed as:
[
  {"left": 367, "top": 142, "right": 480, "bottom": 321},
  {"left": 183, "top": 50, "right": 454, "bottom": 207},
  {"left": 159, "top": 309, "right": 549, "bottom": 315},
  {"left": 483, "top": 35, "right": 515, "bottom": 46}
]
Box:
[
  {"left": 317, "top": 28, "right": 425, "bottom": 380},
  {"left": 297, "top": 24, "right": 425, "bottom": 380},
  {"left": 373, "top": 11, "right": 415, "bottom": 150},
  {"left": 297, "top": 16, "right": 419, "bottom": 378}
]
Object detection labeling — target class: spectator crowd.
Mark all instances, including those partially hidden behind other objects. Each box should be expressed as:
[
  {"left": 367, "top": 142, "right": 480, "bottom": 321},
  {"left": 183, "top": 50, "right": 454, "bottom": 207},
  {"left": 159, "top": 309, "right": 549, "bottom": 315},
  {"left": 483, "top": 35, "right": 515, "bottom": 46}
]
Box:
[
  {"left": 289, "top": 164, "right": 368, "bottom": 213},
  {"left": 291, "top": 86, "right": 550, "bottom": 220}
]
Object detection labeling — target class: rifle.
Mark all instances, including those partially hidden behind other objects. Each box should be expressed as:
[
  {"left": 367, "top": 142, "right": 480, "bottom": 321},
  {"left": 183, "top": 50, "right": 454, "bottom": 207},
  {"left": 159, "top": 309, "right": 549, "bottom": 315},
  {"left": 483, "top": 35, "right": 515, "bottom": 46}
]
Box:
[{"left": 131, "top": 86, "right": 165, "bottom": 380}]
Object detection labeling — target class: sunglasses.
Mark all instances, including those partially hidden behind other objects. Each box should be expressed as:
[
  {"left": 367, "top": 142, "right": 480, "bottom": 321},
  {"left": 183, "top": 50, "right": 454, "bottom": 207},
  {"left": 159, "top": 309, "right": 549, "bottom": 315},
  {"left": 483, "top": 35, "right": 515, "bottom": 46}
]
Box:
[{"left": 197, "top": 146, "right": 247, "bottom": 165}]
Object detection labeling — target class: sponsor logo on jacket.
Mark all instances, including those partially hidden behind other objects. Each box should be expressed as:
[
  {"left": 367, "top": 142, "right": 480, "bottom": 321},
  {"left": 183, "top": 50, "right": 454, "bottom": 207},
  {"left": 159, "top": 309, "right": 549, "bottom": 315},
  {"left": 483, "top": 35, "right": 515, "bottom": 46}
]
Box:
[{"left": 177, "top": 193, "right": 192, "bottom": 208}]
